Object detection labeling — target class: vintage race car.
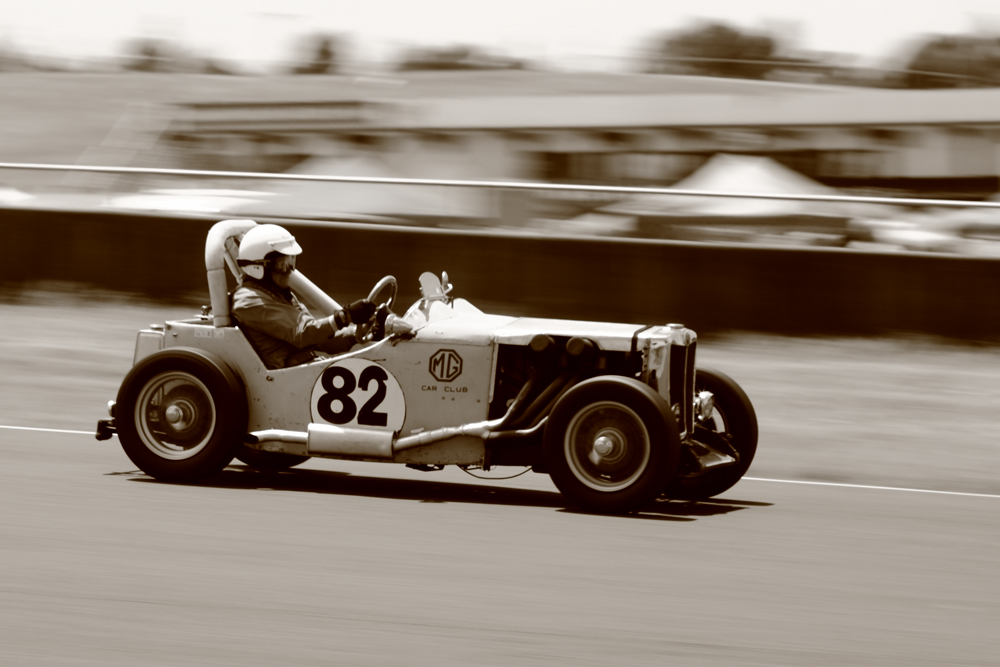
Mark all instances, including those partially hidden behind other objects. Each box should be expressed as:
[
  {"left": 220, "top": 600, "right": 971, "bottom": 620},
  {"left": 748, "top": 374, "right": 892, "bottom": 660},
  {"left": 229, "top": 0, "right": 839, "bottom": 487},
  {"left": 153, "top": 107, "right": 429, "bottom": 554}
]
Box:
[{"left": 96, "top": 219, "right": 758, "bottom": 513}]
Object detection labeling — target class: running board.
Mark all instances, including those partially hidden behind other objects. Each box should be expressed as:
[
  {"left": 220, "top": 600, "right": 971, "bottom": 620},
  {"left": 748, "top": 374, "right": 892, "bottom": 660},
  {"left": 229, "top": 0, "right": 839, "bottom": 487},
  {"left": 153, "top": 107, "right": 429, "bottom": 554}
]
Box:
[
  {"left": 245, "top": 415, "right": 547, "bottom": 462},
  {"left": 245, "top": 423, "right": 457, "bottom": 461},
  {"left": 245, "top": 425, "right": 392, "bottom": 459}
]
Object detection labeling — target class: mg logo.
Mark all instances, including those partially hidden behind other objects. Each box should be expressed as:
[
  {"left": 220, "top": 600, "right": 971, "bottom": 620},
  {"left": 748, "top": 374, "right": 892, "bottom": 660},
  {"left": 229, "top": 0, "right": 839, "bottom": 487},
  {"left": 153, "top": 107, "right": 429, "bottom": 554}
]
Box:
[{"left": 429, "top": 349, "right": 463, "bottom": 382}]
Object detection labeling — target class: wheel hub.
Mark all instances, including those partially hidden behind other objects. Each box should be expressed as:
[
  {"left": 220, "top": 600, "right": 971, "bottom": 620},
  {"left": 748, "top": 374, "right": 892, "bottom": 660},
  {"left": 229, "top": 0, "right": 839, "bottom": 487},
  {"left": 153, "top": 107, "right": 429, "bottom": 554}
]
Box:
[
  {"left": 589, "top": 429, "right": 627, "bottom": 466},
  {"left": 164, "top": 404, "right": 184, "bottom": 424},
  {"left": 593, "top": 435, "right": 614, "bottom": 456},
  {"left": 163, "top": 398, "right": 198, "bottom": 431},
  {"left": 566, "top": 401, "right": 651, "bottom": 491}
]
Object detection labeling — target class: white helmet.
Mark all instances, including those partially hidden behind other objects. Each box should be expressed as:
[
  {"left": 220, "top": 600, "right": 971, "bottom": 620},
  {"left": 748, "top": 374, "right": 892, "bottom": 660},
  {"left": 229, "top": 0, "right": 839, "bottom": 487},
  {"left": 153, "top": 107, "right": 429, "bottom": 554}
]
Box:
[{"left": 237, "top": 224, "right": 303, "bottom": 279}]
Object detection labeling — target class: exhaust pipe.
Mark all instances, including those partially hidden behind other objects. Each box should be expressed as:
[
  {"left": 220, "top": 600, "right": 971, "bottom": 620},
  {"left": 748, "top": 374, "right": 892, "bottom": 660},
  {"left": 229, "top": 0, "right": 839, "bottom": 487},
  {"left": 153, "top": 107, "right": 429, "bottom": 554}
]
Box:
[{"left": 245, "top": 379, "right": 546, "bottom": 460}]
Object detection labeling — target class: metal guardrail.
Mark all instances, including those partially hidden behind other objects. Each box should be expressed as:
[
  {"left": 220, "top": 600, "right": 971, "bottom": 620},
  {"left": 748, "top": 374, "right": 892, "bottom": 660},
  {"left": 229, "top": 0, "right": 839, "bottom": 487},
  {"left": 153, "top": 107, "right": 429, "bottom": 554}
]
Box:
[{"left": 2, "top": 162, "right": 999, "bottom": 210}]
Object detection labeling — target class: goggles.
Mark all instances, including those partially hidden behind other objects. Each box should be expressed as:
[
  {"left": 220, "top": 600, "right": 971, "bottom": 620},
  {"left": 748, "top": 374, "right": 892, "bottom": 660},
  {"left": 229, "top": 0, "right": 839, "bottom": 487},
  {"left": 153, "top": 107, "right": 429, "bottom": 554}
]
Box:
[{"left": 269, "top": 255, "right": 296, "bottom": 275}]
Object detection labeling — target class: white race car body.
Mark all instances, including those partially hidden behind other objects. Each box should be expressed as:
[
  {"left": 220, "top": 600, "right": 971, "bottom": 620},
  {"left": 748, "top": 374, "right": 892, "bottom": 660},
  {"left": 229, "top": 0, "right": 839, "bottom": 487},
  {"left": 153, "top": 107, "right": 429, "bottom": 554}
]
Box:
[
  {"left": 130, "top": 296, "right": 692, "bottom": 467},
  {"left": 98, "top": 219, "right": 758, "bottom": 513}
]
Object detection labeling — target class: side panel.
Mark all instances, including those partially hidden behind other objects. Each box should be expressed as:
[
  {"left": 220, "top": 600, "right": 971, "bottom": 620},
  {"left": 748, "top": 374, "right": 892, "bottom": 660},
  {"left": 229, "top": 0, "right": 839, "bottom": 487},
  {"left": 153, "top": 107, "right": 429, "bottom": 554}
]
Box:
[
  {"left": 164, "top": 320, "right": 496, "bottom": 436},
  {"left": 359, "top": 340, "right": 494, "bottom": 436},
  {"left": 163, "top": 320, "right": 326, "bottom": 431}
]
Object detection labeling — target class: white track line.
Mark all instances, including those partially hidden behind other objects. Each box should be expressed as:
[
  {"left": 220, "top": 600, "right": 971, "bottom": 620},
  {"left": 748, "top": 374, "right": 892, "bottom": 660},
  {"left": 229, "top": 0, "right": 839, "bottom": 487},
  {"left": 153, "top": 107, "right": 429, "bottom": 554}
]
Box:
[
  {"left": 2, "top": 425, "right": 997, "bottom": 499},
  {"left": 0, "top": 425, "right": 95, "bottom": 436},
  {"left": 744, "top": 477, "right": 1000, "bottom": 499}
]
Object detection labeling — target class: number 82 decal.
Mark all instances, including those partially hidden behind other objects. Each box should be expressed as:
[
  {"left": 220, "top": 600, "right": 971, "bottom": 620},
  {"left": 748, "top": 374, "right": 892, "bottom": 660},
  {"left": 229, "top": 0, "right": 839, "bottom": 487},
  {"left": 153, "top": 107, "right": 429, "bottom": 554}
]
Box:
[{"left": 310, "top": 358, "right": 405, "bottom": 431}]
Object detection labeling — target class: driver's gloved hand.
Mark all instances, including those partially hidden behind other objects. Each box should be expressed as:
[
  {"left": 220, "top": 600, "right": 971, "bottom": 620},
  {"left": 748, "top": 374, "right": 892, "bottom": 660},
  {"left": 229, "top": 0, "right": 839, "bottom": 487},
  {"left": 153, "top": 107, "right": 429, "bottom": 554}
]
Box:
[
  {"left": 371, "top": 304, "right": 391, "bottom": 341},
  {"left": 349, "top": 298, "right": 378, "bottom": 323},
  {"left": 335, "top": 299, "right": 377, "bottom": 329},
  {"left": 376, "top": 304, "right": 390, "bottom": 326}
]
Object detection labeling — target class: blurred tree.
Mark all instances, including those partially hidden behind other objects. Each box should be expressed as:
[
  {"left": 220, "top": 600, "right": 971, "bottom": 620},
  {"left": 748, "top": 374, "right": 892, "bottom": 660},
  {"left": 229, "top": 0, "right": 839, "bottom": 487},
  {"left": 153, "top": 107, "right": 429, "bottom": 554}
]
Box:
[
  {"left": 900, "top": 35, "right": 1000, "bottom": 88},
  {"left": 198, "top": 58, "right": 239, "bottom": 76},
  {"left": 647, "top": 21, "right": 783, "bottom": 79},
  {"left": 0, "top": 43, "right": 35, "bottom": 72},
  {"left": 122, "top": 38, "right": 174, "bottom": 73},
  {"left": 396, "top": 45, "right": 525, "bottom": 71},
  {"left": 120, "top": 38, "right": 240, "bottom": 75},
  {"left": 293, "top": 34, "right": 338, "bottom": 74}
]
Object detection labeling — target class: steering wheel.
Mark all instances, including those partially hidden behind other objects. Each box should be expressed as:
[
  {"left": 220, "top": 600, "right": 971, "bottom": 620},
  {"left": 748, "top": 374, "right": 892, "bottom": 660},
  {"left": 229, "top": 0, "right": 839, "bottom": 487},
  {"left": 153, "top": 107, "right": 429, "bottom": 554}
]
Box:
[{"left": 355, "top": 275, "right": 398, "bottom": 343}]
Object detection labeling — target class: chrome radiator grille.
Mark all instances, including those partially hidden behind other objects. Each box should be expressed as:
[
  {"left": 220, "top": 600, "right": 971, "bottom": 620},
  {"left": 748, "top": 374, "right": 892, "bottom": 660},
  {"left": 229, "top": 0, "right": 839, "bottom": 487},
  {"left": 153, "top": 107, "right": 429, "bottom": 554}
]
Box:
[
  {"left": 645, "top": 325, "right": 698, "bottom": 438},
  {"left": 668, "top": 340, "right": 696, "bottom": 437}
]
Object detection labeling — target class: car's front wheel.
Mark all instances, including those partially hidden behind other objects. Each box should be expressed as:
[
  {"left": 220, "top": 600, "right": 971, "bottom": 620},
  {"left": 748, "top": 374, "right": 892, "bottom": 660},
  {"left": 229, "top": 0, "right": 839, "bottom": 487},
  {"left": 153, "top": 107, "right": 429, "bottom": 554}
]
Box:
[
  {"left": 116, "top": 348, "right": 247, "bottom": 483},
  {"left": 663, "top": 367, "right": 758, "bottom": 500},
  {"left": 544, "top": 377, "right": 680, "bottom": 514}
]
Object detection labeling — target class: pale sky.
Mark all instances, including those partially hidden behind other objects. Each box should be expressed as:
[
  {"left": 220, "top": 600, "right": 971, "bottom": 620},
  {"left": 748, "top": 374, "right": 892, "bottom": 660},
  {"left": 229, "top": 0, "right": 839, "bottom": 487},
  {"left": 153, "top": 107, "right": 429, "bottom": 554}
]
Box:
[{"left": 5, "top": 0, "right": 1000, "bottom": 72}]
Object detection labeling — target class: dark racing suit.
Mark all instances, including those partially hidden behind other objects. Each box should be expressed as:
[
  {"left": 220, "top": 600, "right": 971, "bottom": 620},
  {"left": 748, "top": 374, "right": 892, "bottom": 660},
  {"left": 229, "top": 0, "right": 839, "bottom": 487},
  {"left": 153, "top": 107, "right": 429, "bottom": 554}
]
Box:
[{"left": 231, "top": 278, "right": 354, "bottom": 370}]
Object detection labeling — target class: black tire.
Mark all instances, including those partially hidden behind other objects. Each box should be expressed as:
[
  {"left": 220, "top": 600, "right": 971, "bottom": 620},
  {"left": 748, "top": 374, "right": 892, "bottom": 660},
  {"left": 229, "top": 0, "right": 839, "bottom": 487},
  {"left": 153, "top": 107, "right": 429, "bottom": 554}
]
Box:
[
  {"left": 544, "top": 376, "right": 681, "bottom": 514},
  {"left": 234, "top": 446, "right": 311, "bottom": 471},
  {"left": 116, "top": 348, "right": 248, "bottom": 483},
  {"left": 663, "top": 367, "right": 758, "bottom": 501}
]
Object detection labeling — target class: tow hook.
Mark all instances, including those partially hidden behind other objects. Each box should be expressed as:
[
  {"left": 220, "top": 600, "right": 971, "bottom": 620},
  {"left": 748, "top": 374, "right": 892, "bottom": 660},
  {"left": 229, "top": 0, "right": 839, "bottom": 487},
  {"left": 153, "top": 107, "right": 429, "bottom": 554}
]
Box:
[
  {"left": 96, "top": 419, "right": 116, "bottom": 441},
  {"left": 96, "top": 401, "right": 117, "bottom": 440}
]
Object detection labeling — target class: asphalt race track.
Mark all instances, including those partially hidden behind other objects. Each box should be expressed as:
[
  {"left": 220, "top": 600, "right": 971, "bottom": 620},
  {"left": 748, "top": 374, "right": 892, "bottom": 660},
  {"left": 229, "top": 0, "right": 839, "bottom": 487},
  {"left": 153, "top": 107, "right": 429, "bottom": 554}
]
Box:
[
  {"left": 2, "top": 296, "right": 998, "bottom": 666},
  {"left": 1, "top": 428, "right": 996, "bottom": 667}
]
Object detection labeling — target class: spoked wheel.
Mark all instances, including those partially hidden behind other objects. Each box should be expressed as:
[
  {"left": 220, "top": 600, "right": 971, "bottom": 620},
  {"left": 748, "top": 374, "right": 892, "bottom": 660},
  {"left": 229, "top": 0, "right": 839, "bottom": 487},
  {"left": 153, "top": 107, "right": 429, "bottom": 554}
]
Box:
[
  {"left": 663, "top": 367, "right": 758, "bottom": 501},
  {"left": 116, "top": 348, "right": 247, "bottom": 483},
  {"left": 545, "top": 377, "right": 680, "bottom": 514},
  {"left": 233, "top": 447, "right": 311, "bottom": 471}
]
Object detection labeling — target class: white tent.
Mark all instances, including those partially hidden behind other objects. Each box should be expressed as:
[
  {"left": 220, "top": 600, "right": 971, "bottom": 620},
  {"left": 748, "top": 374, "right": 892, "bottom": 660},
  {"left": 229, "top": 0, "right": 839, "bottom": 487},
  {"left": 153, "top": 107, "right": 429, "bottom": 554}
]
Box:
[
  {"left": 921, "top": 196, "right": 1000, "bottom": 232},
  {"left": 0, "top": 187, "right": 33, "bottom": 205},
  {"left": 601, "top": 154, "right": 887, "bottom": 219},
  {"left": 103, "top": 189, "right": 275, "bottom": 214},
  {"left": 857, "top": 197, "right": 1000, "bottom": 254}
]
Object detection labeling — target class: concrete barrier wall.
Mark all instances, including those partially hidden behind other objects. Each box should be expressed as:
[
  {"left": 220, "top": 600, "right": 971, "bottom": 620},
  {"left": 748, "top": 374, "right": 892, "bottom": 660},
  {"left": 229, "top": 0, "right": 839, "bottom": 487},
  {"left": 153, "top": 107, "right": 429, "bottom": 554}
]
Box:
[{"left": 3, "top": 207, "right": 999, "bottom": 340}]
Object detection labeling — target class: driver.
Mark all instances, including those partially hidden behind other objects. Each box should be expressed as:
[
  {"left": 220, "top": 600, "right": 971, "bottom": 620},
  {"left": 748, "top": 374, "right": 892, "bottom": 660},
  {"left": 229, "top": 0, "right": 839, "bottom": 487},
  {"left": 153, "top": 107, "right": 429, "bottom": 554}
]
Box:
[{"left": 231, "top": 223, "right": 377, "bottom": 370}]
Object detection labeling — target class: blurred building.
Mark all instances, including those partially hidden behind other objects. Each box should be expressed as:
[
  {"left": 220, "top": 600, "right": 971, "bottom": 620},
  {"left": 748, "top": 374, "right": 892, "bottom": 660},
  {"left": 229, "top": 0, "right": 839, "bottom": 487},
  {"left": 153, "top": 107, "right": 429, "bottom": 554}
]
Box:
[{"left": 130, "top": 71, "right": 1000, "bottom": 210}]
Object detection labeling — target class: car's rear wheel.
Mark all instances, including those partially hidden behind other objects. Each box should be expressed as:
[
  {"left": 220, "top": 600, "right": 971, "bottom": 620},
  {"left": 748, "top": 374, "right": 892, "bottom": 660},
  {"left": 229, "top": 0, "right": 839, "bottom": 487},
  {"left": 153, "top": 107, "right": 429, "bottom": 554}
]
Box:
[
  {"left": 663, "top": 367, "right": 758, "bottom": 500},
  {"left": 234, "top": 446, "right": 311, "bottom": 471},
  {"left": 116, "top": 348, "right": 247, "bottom": 483},
  {"left": 544, "top": 377, "right": 680, "bottom": 514}
]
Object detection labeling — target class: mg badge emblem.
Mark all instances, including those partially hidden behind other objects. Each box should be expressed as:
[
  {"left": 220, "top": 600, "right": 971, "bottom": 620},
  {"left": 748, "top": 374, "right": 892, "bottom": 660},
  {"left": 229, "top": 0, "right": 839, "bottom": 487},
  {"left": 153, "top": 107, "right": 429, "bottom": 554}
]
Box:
[{"left": 429, "top": 349, "right": 463, "bottom": 382}]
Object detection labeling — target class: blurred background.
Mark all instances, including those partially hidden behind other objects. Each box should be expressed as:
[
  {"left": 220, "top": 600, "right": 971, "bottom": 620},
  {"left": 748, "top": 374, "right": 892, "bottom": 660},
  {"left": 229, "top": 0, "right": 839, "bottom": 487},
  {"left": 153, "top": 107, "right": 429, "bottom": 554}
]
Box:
[
  {"left": 2, "top": 0, "right": 1000, "bottom": 256},
  {"left": 3, "top": 9, "right": 1000, "bottom": 666}
]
